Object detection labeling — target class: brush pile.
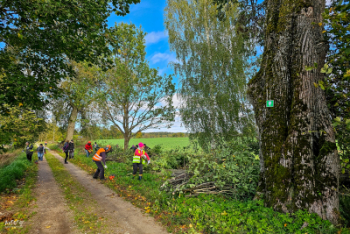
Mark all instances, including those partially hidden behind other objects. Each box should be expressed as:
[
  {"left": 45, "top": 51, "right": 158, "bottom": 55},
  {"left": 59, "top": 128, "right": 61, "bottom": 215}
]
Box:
[{"left": 160, "top": 145, "right": 260, "bottom": 199}]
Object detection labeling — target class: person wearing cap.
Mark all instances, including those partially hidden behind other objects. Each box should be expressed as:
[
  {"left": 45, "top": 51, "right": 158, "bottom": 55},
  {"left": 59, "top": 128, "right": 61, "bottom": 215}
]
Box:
[
  {"left": 92, "top": 145, "right": 112, "bottom": 180},
  {"left": 132, "top": 142, "right": 150, "bottom": 181},
  {"left": 85, "top": 141, "right": 93, "bottom": 157}
]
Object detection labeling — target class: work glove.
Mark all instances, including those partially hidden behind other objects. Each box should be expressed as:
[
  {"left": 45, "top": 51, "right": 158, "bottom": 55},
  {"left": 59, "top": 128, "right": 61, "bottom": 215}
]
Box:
[{"left": 104, "top": 165, "right": 107, "bottom": 169}]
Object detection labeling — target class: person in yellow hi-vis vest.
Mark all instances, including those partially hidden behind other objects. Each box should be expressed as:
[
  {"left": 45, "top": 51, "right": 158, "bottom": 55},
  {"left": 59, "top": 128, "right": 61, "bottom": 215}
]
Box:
[
  {"left": 133, "top": 142, "right": 150, "bottom": 181},
  {"left": 92, "top": 145, "right": 112, "bottom": 180}
]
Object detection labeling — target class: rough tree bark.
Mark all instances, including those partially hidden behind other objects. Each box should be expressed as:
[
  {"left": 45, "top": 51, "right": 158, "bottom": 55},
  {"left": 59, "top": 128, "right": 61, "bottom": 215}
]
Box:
[
  {"left": 65, "top": 105, "right": 78, "bottom": 141},
  {"left": 247, "top": 0, "right": 340, "bottom": 224}
]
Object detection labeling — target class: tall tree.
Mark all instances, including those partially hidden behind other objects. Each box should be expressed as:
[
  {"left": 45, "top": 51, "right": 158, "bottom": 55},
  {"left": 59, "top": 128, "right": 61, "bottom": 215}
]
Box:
[
  {"left": 165, "top": 0, "right": 254, "bottom": 149},
  {"left": 247, "top": 0, "right": 339, "bottom": 224},
  {"left": 50, "top": 61, "right": 97, "bottom": 141},
  {"left": 98, "top": 23, "right": 176, "bottom": 150},
  {"left": 0, "top": 0, "right": 140, "bottom": 113}
]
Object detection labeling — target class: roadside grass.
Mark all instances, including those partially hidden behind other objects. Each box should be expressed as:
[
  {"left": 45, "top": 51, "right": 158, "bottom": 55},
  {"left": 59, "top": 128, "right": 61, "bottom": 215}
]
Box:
[
  {"left": 44, "top": 152, "right": 112, "bottom": 233},
  {"left": 96, "top": 137, "right": 191, "bottom": 151},
  {"left": 0, "top": 153, "right": 33, "bottom": 194},
  {"left": 0, "top": 153, "right": 38, "bottom": 234},
  {"left": 0, "top": 150, "right": 23, "bottom": 169},
  {"left": 54, "top": 149, "right": 350, "bottom": 234}
]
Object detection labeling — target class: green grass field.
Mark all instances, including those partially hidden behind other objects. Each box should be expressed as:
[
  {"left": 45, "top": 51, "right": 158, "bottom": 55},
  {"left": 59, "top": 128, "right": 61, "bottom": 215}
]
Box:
[{"left": 96, "top": 137, "right": 190, "bottom": 150}]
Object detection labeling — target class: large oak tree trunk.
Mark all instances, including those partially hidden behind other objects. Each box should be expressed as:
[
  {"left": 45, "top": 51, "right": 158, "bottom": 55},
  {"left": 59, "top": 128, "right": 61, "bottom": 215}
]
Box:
[
  {"left": 66, "top": 105, "right": 78, "bottom": 141},
  {"left": 247, "top": 0, "right": 340, "bottom": 224}
]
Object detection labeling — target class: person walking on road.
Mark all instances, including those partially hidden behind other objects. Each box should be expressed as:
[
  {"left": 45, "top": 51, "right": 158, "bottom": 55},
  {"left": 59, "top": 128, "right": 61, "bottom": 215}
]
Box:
[
  {"left": 132, "top": 142, "right": 150, "bottom": 181},
  {"left": 69, "top": 140, "right": 75, "bottom": 159},
  {"left": 85, "top": 141, "right": 93, "bottom": 157},
  {"left": 63, "top": 140, "right": 69, "bottom": 164},
  {"left": 25, "top": 141, "right": 34, "bottom": 162},
  {"left": 36, "top": 143, "right": 45, "bottom": 161},
  {"left": 92, "top": 145, "right": 112, "bottom": 180}
]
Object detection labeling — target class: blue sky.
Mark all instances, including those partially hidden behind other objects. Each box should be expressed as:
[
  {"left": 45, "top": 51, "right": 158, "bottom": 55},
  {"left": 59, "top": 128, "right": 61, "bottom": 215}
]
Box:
[
  {"left": 108, "top": 0, "right": 176, "bottom": 76},
  {"left": 107, "top": 0, "right": 186, "bottom": 133}
]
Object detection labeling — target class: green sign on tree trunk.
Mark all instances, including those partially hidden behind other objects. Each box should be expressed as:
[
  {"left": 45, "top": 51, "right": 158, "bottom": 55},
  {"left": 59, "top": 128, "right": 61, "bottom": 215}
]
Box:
[{"left": 266, "top": 100, "right": 274, "bottom": 107}]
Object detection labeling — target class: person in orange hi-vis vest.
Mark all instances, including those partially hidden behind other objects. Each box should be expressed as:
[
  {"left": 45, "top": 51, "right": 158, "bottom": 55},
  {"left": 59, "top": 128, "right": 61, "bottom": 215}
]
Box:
[
  {"left": 132, "top": 142, "right": 150, "bottom": 181},
  {"left": 92, "top": 145, "right": 112, "bottom": 180}
]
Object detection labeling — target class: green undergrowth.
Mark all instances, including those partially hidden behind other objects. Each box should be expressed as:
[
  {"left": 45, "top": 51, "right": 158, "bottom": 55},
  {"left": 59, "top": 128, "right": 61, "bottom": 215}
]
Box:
[
  {"left": 53, "top": 149, "right": 349, "bottom": 234},
  {"left": 0, "top": 154, "right": 38, "bottom": 233},
  {"left": 0, "top": 153, "right": 33, "bottom": 193},
  {"left": 0, "top": 149, "right": 22, "bottom": 169},
  {"left": 45, "top": 152, "right": 112, "bottom": 233}
]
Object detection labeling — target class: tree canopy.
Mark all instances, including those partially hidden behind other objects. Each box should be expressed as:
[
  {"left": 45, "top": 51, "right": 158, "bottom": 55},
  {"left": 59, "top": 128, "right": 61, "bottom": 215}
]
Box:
[{"left": 0, "top": 0, "right": 140, "bottom": 113}]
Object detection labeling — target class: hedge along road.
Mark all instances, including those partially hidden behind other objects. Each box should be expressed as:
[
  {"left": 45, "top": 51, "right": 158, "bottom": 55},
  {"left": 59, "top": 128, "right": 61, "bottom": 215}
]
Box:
[{"left": 48, "top": 149, "right": 168, "bottom": 234}]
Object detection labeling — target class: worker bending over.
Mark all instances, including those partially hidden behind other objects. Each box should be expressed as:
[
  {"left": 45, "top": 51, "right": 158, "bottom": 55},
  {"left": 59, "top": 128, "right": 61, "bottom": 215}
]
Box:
[{"left": 92, "top": 145, "right": 112, "bottom": 180}]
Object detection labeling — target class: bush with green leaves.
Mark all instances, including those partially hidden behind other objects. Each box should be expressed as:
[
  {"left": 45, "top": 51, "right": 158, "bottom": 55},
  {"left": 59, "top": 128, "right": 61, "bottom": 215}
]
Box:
[
  {"left": 150, "top": 147, "right": 190, "bottom": 171},
  {"left": 0, "top": 153, "right": 31, "bottom": 192}
]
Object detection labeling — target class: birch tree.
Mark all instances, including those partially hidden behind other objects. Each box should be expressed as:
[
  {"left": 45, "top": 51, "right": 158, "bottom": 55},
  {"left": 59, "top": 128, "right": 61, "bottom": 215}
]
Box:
[{"left": 165, "top": 0, "right": 254, "bottom": 149}]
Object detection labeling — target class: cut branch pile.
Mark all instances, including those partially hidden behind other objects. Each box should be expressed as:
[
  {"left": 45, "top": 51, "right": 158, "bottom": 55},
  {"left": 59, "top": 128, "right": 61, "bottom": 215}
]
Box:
[{"left": 160, "top": 171, "right": 235, "bottom": 197}]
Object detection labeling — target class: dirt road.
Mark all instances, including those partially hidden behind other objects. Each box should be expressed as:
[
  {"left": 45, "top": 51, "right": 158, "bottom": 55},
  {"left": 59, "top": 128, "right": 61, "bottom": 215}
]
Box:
[
  {"left": 47, "top": 150, "right": 168, "bottom": 234},
  {"left": 28, "top": 156, "right": 78, "bottom": 234}
]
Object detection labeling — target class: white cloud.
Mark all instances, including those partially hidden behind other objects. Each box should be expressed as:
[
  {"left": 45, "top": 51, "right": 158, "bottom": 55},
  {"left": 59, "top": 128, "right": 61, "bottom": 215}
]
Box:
[
  {"left": 172, "top": 94, "right": 183, "bottom": 108},
  {"left": 143, "top": 114, "right": 187, "bottom": 133},
  {"left": 159, "top": 94, "right": 184, "bottom": 109},
  {"left": 145, "top": 31, "right": 168, "bottom": 45},
  {"left": 158, "top": 68, "right": 168, "bottom": 75},
  {"left": 150, "top": 52, "right": 177, "bottom": 64}
]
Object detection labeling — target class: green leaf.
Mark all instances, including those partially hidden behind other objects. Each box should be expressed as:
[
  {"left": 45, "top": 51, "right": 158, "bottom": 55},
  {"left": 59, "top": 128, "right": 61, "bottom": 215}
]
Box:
[
  {"left": 319, "top": 83, "right": 325, "bottom": 90},
  {"left": 305, "top": 66, "right": 314, "bottom": 71}
]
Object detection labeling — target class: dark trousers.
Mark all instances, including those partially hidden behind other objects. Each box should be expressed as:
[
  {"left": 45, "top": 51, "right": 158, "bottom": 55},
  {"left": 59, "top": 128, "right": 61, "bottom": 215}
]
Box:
[
  {"left": 133, "top": 163, "right": 143, "bottom": 175},
  {"left": 26, "top": 153, "right": 33, "bottom": 162},
  {"left": 93, "top": 161, "right": 105, "bottom": 179},
  {"left": 69, "top": 150, "right": 74, "bottom": 159},
  {"left": 64, "top": 151, "right": 68, "bottom": 163}
]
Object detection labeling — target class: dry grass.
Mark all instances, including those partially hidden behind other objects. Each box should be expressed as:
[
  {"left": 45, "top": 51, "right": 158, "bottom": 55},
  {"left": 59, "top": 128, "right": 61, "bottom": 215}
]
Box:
[{"left": 0, "top": 150, "right": 22, "bottom": 169}]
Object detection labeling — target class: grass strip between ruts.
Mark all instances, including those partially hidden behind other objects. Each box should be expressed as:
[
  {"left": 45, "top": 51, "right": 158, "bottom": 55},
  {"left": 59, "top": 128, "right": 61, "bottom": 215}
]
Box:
[
  {"left": 44, "top": 152, "right": 112, "bottom": 233},
  {"left": 0, "top": 154, "right": 38, "bottom": 234}
]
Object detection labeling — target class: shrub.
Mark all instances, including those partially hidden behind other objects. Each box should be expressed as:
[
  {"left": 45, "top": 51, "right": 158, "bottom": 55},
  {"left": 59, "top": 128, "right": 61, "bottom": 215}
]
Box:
[{"left": 151, "top": 147, "right": 190, "bottom": 171}]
